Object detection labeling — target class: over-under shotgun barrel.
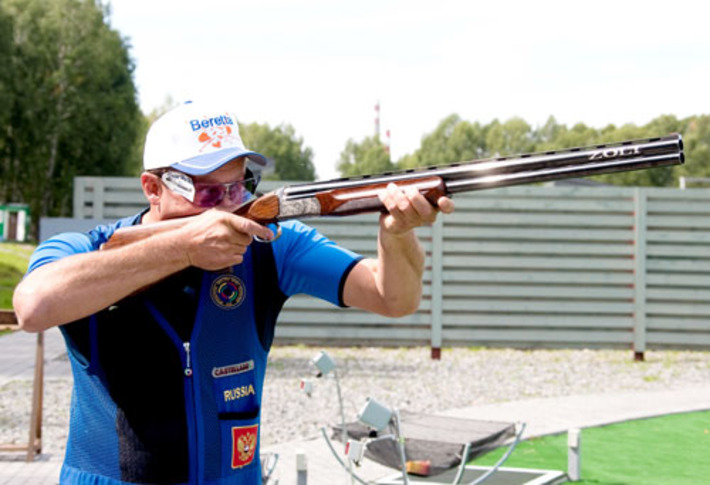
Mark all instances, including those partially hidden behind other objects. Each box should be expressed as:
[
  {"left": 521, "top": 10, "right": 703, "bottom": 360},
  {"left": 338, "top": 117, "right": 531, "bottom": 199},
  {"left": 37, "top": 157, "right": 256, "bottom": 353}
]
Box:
[
  {"left": 103, "top": 134, "right": 683, "bottom": 249},
  {"left": 282, "top": 134, "right": 683, "bottom": 198},
  {"left": 239, "top": 133, "right": 683, "bottom": 223}
]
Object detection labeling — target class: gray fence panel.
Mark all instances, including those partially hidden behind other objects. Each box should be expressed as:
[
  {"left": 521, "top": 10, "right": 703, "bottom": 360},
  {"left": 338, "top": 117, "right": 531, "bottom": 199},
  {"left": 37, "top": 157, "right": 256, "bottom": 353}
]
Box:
[
  {"left": 643, "top": 189, "right": 710, "bottom": 349},
  {"left": 39, "top": 217, "right": 115, "bottom": 242},
  {"left": 438, "top": 186, "right": 642, "bottom": 349}
]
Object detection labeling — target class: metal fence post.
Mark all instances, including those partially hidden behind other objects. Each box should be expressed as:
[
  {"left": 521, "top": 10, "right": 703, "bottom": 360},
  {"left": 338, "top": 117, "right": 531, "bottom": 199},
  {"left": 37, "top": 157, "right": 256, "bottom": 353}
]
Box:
[
  {"left": 430, "top": 215, "right": 444, "bottom": 359},
  {"left": 633, "top": 188, "right": 648, "bottom": 361}
]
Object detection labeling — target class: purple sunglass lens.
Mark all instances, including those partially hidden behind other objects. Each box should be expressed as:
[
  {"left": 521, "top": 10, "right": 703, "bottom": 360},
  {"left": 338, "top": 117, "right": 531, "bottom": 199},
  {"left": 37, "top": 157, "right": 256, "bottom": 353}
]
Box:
[
  {"left": 227, "top": 183, "right": 246, "bottom": 204},
  {"left": 194, "top": 185, "right": 227, "bottom": 207}
]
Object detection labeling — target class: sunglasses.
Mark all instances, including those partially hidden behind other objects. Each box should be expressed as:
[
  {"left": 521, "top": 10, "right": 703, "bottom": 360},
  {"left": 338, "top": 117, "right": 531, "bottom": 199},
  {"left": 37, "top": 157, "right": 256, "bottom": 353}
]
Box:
[{"left": 160, "top": 170, "right": 260, "bottom": 208}]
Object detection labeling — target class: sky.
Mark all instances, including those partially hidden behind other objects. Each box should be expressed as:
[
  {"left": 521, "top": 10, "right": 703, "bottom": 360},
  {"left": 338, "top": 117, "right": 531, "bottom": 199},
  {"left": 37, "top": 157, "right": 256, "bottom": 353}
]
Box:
[{"left": 108, "top": 0, "right": 710, "bottom": 180}]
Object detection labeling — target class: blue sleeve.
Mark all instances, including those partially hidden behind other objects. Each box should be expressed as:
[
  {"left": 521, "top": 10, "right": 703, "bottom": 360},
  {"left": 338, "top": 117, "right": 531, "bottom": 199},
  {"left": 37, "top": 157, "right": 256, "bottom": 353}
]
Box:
[
  {"left": 27, "top": 232, "right": 96, "bottom": 274},
  {"left": 271, "top": 220, "right": 363, "bottom": 307},
  {"left": 26, "top": 212, "right": 144, "bottom": 275}
]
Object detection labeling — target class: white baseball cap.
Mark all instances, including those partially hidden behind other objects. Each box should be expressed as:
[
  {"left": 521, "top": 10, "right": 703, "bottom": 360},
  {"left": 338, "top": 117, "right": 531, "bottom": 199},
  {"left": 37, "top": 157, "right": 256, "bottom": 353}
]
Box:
[{"left": 143, "top": 101, "right": 267, "bottom": 175}]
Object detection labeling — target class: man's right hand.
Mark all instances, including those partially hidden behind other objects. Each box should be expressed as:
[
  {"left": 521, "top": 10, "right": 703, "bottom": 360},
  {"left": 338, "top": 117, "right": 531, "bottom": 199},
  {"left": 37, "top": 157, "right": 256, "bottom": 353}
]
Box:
[{"left": 177, "top": 209, "right": 275, "bottom": 270}]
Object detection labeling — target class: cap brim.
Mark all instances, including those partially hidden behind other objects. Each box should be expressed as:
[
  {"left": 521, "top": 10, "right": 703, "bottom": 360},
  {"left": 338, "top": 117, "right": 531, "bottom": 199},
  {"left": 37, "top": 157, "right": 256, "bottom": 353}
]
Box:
[{"left": 170, "top": 147, "right": 267, "bottom": 176}]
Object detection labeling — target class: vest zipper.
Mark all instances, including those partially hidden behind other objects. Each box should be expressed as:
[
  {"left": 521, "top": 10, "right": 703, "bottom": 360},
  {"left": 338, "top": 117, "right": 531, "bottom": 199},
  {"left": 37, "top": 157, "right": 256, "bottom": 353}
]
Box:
[
  {"left": 183, "top": 342, "right": 193, "bottom": 377},
  {"left": 183, "top": 340, "right": 201, "bottom": 484}
]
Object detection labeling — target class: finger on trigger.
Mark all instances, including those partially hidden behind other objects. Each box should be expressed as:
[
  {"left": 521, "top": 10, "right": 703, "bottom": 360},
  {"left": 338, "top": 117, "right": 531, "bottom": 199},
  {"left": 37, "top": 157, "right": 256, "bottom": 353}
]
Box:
[
  {"left": 253, "top": 223, "right": 275, "bottom": 242},
  {"left": 230, "top": 215, "right": 274, "bottom": 242}
]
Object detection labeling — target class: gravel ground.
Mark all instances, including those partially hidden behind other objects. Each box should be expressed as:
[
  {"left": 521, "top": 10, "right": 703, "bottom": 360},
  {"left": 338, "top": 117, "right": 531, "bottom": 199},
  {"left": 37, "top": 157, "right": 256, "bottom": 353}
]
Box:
[{"left": 1, "top": 346, "right": 709, "bottom": 459}]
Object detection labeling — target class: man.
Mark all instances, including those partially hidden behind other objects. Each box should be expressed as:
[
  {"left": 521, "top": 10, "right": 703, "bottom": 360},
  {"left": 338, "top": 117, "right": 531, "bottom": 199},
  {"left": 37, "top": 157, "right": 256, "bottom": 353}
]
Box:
[{"left": 13, "top": 101, "right": 454, "bottom": 484}]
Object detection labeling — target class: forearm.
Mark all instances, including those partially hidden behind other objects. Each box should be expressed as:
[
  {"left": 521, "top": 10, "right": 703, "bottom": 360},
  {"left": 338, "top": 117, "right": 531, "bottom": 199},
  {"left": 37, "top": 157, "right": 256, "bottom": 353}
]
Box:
[
  {"left": 375, "top": 228, "right": 425, "bottom": 315},
  {"left": 344, "top": 228, "right": 425, "bottom": 317},
  {"left": 13, "top": 232, "right": 189, "bottom": 332},
  {"left": 343, "top": 184, "right": 451, "bottom": 317}
]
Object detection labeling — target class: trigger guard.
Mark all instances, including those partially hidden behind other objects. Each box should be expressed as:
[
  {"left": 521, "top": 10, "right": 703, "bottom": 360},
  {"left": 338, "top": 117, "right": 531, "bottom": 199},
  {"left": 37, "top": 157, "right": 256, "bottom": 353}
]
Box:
[{"left": 254, "top": 223, "right": 282, "bottom": 243}]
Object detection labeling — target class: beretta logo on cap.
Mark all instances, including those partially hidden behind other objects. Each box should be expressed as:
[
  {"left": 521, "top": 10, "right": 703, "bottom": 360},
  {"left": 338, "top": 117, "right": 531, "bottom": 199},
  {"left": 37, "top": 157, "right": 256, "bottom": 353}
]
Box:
[{"left": 190, "top": 113, "right": 240, "bottom": 152}]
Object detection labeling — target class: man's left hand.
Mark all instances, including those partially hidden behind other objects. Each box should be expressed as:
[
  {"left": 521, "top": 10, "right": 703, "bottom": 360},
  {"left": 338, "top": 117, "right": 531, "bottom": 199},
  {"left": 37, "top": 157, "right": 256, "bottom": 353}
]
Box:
[{"left": 377, "top": 183, "right": 455, "bottom": 235}]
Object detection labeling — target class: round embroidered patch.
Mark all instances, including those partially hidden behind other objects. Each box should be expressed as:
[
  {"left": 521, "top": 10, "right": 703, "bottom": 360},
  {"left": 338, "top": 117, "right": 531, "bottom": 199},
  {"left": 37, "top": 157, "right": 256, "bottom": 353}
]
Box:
[{"left": 210, "top": 274, "right": 246, "bottom": 310}]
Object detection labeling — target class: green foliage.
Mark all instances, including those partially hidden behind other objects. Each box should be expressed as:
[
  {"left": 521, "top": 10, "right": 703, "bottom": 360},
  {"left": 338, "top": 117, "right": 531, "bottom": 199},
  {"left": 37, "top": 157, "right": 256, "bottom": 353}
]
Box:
[
  {"left": 0, "top": 0, "right": 141, "bottom": 231},
  {"left": 240, "top": 122, "right": 316, "bottom": 181},
  {"left": 398, "top": 115, "right": 489, "bottom": 170},
  {"left": 392, "top": 113, "right": 707, "bottom": 188},
  {"left": 337, "top": 135, "right": 395, "bottom": 177},
  {"left": 486, "top": 117, "right": 535, "bottom": 156},
  {"left": 678, "top": 115, "right": 710, "bottom": 180},
  {"left": 0, "top": 7, "right": 12, "bottom": 144}
]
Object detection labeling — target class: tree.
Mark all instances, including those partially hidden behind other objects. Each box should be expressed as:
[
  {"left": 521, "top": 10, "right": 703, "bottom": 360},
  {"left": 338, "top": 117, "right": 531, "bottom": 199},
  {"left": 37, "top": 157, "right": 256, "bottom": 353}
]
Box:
[
  {"left": 398, "top": 114, "right": 489, "bottom": 169},
  {"left": 240, "top": 122, "right": 316, "bottom": 181},
  {"left": 0, "top": 4, "right": 16, "bottom": 203},
  {"left": 394, "top": 113, "right": 706, "bottom": 188},
  {"left": 533, "top": 116, "right": 566, "bottom": 148},
  {"left": 0, "top": 6, "right": 12, "bottom": 152},
  {"left": 337, "top": 136, "right": 395, "bottom": 177},
  {"left": 0, "top": 0, "right": 141, "bottom": 230},
  {"left": 485, "top": 117, "right": 535, "bottom": 156},
  {"left": 668, "top": 115, "right": 710, "bottom": 183}
]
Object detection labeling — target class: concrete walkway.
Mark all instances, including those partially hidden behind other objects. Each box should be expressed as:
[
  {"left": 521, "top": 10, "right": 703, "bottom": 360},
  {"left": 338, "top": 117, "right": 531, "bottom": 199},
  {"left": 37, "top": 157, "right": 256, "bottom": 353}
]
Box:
[
  {"left": 0, "top": 327, "right": 69, "bottom": 485},
  {"left": 1, "top": 328, "right": 709, "bottom": 484},
  {"left": 0, "top": 327, "right": 68, "bottom": 387}
]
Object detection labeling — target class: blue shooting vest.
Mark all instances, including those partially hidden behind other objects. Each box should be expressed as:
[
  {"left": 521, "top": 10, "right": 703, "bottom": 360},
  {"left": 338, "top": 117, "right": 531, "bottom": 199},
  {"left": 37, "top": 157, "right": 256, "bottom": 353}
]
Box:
[
  {"left": 28, "top": 214, "right": 361, "bottom": 484},
  {"left": 59, "top": 243, "right": 286, "bottom": 484}
]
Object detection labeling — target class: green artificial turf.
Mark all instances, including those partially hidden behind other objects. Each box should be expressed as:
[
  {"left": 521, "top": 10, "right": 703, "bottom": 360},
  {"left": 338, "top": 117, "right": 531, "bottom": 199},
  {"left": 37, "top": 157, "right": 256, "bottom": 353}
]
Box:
[
  {"left": 0, "top": 243, "right": 33, "bottom": 310},
  {"left": 471, "top": 410, "right": 710, "bottom": 484}
]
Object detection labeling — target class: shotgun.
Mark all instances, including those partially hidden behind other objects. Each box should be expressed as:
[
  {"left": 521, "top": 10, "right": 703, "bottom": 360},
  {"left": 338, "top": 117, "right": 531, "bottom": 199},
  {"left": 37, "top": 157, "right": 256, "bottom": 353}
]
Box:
[{"left": 103, "top": 133, "right": 684, "bottom": 249}]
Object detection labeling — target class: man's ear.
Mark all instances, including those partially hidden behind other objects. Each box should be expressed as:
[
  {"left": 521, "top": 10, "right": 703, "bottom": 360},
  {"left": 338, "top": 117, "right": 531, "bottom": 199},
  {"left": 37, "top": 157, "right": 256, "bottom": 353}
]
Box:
[{"left": 141, "top": 172, "right": 162, "bottom": 205}]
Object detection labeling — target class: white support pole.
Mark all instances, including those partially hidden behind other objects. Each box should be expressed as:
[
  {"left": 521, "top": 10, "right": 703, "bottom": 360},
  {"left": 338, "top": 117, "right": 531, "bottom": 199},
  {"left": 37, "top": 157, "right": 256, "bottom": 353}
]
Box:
[
  {"left": 567, "top": 428, "right": 581, "bottom": 481},
  {"left": 16, "top": 209, "right": 26, "bottom": 242},
  {"left": 296, "top": 451, "right": 307, "bottom": 485}
]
